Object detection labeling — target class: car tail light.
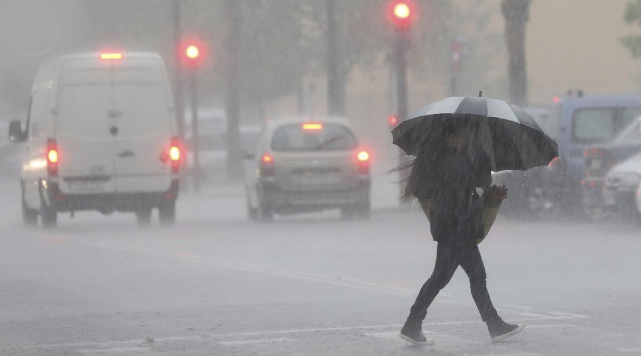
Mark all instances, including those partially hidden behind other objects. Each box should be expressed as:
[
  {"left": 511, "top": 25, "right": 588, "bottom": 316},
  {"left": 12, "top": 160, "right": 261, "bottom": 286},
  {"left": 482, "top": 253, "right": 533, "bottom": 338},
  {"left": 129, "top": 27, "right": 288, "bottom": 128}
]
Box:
[
  {"left": 357, "top": 150, "right": 370, "bottom": 174},
  {"left": 260, "top": 153, "right": 274, "bottom": 177},
  {"left": 548, "top": 156, "right": 559, "bottom": 168},
  {"left": 47, "top": 138, "right": 58, "bottom": 177},
  {"left": 170, "top": 137, "right": 181, "bottom": 173}
]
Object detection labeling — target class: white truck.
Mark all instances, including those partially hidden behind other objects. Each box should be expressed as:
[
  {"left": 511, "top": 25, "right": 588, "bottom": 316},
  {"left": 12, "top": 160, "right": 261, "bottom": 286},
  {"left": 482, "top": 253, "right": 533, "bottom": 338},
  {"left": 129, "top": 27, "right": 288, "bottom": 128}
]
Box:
[{"left": 8, "top": 52, "right": 181, "bottom": 227}]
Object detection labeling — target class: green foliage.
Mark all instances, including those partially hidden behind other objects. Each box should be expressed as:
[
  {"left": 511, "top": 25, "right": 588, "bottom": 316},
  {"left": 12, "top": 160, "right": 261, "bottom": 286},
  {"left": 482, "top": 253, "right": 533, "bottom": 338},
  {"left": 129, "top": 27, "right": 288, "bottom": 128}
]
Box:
[
  {"left": 622, "top": 0, "right": 641, "bottom": 58},
  {"left": 624, "top": 0, "right": 641, "bottom": 24}
]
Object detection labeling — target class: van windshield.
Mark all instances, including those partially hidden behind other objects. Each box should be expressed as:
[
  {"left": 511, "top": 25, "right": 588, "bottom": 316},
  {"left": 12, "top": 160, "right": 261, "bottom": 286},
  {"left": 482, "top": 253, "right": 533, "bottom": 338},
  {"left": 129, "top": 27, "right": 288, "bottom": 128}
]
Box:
[
  {"left": 572, "top": 107, "right": 641, "bottom": 143},
  {"left": 271, "top": 124, "right": 357, "bottom": 152}
]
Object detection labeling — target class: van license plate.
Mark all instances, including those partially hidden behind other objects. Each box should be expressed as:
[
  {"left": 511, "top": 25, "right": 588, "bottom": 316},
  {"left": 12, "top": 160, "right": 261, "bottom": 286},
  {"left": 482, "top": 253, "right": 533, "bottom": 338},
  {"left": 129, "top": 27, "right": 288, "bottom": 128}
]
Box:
[{"left": 67, "top": 180, "right": 106, "bottom": 192}]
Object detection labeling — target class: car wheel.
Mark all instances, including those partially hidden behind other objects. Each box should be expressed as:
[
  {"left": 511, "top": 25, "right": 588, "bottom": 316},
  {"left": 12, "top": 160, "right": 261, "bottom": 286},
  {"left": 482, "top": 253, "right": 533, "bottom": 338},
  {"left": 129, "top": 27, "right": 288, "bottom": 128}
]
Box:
[
  {"left": 581, "top": 196, "right": 609, "bottom": 222},
  {"left": 22, "top": 189, "right": 38, "bottom": 227},
  {"left": 340, "top": 207, "right": 355, "bottom": 220},
  {"left": 159, "top": 202, "right": 176, "bottom": 226},
  {"left": 247, "top": 200, "right": 259, "bottom": 221},
  {"left": 136, "top": 209, "right": 152, "bottom": 226},
  {"left": 258, "top": 201, "right": 274, "bottom": 222},
  {"left": 357, "top": 202, "right": 371, "bottom": 220},
  {"left": 41, "top": 204, "right": 57, "bottom": 229}
]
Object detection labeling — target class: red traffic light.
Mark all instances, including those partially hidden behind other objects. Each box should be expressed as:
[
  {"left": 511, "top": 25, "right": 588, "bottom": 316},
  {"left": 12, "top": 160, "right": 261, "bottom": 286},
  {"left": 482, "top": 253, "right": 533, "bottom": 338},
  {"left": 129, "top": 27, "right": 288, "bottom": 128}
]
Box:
[
  {"left": 388, "top": 115, "right": 399, "bottom": 127},
  {"left": 180, "top": 40, "right": 205, "bottom": 67},
  {"left": 186, "top": 45, "right": 200, "bottom": 59},
  {"left": 389, "top": 0, "right": 415, "bottom": 28}
]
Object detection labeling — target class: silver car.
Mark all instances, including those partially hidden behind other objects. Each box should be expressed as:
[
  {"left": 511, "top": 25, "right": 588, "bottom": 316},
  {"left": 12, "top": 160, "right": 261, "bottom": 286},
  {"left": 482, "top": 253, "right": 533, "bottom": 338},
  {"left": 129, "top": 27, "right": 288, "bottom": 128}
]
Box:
[{"left": 243, "top": 117, "right": 371, "bottom": 221}]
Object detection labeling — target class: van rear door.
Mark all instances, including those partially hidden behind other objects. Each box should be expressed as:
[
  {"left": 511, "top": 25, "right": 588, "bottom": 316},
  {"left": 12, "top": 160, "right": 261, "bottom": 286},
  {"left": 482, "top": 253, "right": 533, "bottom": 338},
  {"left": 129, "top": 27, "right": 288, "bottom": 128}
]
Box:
[
  {"left": 112, "top": 84, "right": 172, "bottom": 193},
  {"left": 57, "top": 85, "right": 116, "bottom": 194}
]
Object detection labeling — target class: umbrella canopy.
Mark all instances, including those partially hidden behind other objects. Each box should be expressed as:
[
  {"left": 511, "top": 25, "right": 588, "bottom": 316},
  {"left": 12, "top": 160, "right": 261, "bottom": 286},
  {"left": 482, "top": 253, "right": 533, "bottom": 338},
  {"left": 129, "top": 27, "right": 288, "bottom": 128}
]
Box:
[{"left": 392, "top": 96, "right": 559, "bottom": 172}]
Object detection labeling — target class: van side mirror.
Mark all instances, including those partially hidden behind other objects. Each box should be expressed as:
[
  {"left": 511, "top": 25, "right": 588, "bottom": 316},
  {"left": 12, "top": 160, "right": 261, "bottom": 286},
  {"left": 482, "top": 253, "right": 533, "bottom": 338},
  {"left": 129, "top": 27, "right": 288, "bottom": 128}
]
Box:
[{"left": 8, "top": 120, "right": 25, "bottom": 142}]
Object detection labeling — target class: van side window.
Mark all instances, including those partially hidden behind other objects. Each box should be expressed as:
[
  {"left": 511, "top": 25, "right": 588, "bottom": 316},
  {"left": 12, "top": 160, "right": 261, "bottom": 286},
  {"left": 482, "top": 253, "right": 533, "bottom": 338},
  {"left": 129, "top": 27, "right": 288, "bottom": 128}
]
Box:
[{"left": 29, "top": 88, "right": 51, "bottom": 140}]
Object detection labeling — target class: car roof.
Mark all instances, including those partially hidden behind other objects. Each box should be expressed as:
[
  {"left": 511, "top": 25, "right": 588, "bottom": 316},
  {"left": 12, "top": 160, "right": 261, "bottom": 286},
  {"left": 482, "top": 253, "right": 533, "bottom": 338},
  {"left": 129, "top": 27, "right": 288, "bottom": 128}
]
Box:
[{"left": 267, "top": 116, "right": 353, "bottom": 129}]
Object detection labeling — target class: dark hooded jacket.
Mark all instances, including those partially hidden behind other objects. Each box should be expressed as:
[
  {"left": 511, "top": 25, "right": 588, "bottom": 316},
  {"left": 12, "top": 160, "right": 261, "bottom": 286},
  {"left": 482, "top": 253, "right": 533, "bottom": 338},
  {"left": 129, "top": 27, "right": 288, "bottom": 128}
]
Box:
[{"left": 413, "top": 146, "right": 491, "bottom": 245}]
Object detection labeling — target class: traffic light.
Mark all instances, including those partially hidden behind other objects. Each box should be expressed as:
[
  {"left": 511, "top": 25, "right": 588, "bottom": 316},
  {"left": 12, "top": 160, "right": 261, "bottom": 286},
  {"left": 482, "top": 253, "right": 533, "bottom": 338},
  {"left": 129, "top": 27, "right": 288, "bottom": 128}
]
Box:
[
  {"left": 388, "top": 115, "right": 399, "bottom": 128},
  {"left": 186, "top": 45, "right": 199, "bottom": 60},
  {"left": 180, "top": 40, "right": 205, "bottom": 68},
  {"left": 389, "top": 0, "right": 415, "bottom": 29}
]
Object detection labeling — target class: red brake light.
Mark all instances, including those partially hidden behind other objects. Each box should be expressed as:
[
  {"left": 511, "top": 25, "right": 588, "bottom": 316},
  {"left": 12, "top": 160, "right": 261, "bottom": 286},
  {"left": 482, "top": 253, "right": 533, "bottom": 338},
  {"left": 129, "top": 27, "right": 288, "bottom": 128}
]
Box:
[
  {"left": 100, "top": 53, "right": 123, "bottom": 60},
  {"left": 47, "top": 139, "right": 58, "bottom": 177},
  {"left": 170, "top": 146, "right": 180, "bottom": 161},
  {"left": 48, "top": 149, "right": 58, "bottom": 164},
  {"left": 260, "top": 154, "right": 274, "bottom": 177},
  {"left": 169, "top": 137, "right": 181, "bottom": 173},
  {"left": 357, "top": 150, "right": 370, "bottom": 174},
  {"left": 548, "top": 156, "right": 559, "bottom": 168},
  {"left": 302, "top": 123, "right": 323, "bottom": 130}
]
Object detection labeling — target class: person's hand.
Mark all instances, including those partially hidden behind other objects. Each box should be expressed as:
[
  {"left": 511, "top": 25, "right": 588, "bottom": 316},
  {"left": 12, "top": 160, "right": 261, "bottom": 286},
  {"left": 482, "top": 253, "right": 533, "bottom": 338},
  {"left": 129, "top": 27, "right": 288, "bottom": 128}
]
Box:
[{"left": 487, "top": 184, "right": 508, "bottom": 201}]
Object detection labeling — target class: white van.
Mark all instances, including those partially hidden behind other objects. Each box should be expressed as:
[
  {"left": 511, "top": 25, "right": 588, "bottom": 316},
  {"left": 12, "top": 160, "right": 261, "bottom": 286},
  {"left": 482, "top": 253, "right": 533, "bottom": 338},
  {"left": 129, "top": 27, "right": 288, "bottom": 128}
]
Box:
[{"left": 8, "top": 52, "right": 181, "bottom": 227}]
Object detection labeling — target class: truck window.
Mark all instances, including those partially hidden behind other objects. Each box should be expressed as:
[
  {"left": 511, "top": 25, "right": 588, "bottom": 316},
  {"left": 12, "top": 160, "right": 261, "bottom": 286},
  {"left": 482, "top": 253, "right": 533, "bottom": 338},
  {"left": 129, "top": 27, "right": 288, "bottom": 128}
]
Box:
[{"left": 572, "top": 107, "right": 641, "bottom": 143}]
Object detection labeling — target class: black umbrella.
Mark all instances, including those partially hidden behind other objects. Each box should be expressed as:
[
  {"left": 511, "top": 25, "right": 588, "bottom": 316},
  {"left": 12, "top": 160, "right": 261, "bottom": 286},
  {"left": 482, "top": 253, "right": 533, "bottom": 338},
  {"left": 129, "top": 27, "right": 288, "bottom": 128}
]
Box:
[{"left": 391, "top": 95, "right": 558, "bottom": 171}]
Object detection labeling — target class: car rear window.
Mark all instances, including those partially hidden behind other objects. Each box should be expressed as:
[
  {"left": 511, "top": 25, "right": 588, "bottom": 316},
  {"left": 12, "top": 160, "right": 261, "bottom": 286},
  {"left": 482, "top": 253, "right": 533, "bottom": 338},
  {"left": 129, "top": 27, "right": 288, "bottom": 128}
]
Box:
[
  {"left": 271, "top": 123, "right": 357, "bottom": 152},
  {"left": 572, "top": 107, "right": 641, "bottom": 143}
]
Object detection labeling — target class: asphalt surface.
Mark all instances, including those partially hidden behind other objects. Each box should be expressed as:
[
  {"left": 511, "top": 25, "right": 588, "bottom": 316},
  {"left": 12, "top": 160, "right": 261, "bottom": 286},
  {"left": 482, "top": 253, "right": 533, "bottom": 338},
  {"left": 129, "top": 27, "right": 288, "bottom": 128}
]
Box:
[{"left": 1, "top": 178, "right": 641, "bottom": 356}]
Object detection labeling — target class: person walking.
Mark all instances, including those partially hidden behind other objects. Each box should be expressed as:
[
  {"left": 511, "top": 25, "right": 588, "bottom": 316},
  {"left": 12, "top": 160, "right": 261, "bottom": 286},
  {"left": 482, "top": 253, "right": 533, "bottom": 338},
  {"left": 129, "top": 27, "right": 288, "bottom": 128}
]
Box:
[{"left": 399, "top": 121, "right": 525, "bottom": 345}]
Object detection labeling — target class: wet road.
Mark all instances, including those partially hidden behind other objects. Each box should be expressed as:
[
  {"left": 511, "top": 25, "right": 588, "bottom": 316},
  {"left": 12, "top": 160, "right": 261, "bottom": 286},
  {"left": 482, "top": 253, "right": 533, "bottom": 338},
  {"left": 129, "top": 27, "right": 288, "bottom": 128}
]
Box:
[{"left": 1, "top": 179, "right": 640, "bottom": 356}]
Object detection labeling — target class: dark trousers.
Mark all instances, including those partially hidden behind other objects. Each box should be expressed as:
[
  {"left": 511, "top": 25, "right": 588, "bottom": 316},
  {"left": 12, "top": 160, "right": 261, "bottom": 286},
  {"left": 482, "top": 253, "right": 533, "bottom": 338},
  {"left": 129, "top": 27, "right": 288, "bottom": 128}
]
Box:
[{"left": 409, "top": 241, "right": 500, "bottom": 324}]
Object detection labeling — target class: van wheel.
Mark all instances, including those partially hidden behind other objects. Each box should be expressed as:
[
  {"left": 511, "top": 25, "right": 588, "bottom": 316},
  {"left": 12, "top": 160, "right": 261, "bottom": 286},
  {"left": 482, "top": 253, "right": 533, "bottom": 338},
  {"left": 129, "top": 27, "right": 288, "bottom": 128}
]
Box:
[
  {"left": 159, "top": 203, "right": 176, "bottom": 226},
  {"left": 247, "top": 200, "right": 259, "bottom": 221},
  {"left": 22, "top": 194, "right": 38, "bottom": 227},
  {"left": 136, "top": 209, "right": 152, "bottom": 226},
  {"left": 259, "top": 202, "right": 274, "bottom": 222},
  {"left": 41, "top": 204, "right": 57, "bottom": 228}
]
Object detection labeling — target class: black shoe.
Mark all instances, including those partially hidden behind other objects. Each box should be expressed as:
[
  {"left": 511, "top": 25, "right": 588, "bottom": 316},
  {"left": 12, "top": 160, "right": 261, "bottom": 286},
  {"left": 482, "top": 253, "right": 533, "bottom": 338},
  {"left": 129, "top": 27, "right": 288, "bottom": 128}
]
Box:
[
  {"left": 400, "top": 316, "right": 434, "bottom": 346},
  {"left": 399, "top": 328, "right": 434, "bottom": 346},
  {"left": 488, "top": 320, "right": 526, "bottom": 342}
]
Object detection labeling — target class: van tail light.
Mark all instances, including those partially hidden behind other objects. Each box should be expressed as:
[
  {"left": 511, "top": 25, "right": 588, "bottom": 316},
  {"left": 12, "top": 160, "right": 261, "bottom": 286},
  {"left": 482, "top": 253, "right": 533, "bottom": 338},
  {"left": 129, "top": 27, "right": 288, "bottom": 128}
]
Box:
[
  {"left": 357, "top": 150, "right": 370, "bottom": 174},
  {"left": 260, "top": 153, "right": 274, "bottom": 177},
  {"left": 170, "top": 137, "right": 181, "bottom": 173},
  {"left": 47, "top": 138, "right": 58, "bottom": 177}
]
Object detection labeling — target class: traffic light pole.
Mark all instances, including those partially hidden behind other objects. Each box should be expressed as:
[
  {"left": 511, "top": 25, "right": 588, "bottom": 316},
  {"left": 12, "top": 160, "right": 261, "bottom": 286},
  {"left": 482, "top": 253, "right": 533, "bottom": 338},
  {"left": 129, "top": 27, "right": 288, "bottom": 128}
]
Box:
[
  {"left": 190, "top": 69, "right": 201, "bottom": 193},
  {"left": 395, "top": 28, "right": 410, "bottom": 203}
]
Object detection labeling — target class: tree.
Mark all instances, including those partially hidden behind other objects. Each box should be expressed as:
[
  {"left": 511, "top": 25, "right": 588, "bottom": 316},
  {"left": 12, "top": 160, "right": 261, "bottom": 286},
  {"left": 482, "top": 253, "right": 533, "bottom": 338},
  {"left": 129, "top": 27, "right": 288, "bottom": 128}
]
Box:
[
  {"left": 622, "top": 0, "right": 641, "bottom": 58},
  {"left": 502, "top": 0, "right": 530, "bottom": 105}
]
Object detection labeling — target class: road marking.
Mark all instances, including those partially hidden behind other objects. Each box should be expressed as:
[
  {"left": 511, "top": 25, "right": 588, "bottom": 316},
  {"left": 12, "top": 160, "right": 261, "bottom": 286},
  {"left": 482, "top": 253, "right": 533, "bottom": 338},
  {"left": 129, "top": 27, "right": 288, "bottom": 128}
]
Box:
[
  {"left": 78, "top": 347, "right": 151, "bottom": 355},
  {"left": 219, "top": 337, "right": 292, "bottom": 346},
  {"left": 619, "top": 347, "right": 641, "bottom": 353}
]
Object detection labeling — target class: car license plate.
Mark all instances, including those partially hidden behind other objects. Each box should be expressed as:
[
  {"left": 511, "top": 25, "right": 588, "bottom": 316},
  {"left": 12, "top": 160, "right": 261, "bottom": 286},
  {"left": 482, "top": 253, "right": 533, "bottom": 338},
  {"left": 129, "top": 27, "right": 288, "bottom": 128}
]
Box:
[
  {"left": 590, "top": 159, "right": 602, "bottom": 170},
  {"left": 67, "top": 180, "right": 106, "bottom": 192}
]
